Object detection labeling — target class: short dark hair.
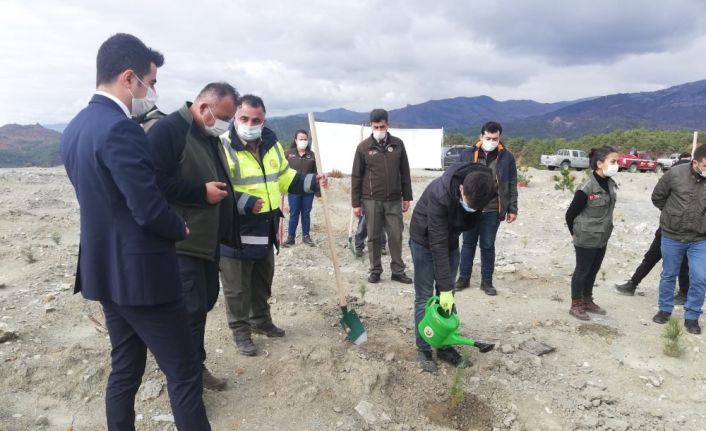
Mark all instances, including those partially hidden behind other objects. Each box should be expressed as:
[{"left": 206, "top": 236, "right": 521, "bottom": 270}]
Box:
[
  {"left": 195, "top": 82, "right": 239, "bottom": 104},
  {"left": 588, "top": 145, "right": 618, "bottom": 170},
  {"left": 370, "top": 109, "right": 388, "bottom": 124},
  {"left": 679, "top": 152, "right": 692, "bottom": 159},
  {"left": 96, "top": 33, "right": 164, "bottom": 86},
  {"left": 291, "top": 129, "right": 309, "bottom": 148},
  {"left": 694, "top": 144, "right": 706, "bottom": 162},
  {"left": 481, "top": 121, "right": 503, "bottom": 135},
  {"left": 237, "top": 94, "right": 266, "bottom": 113},
  {"left": 462, "top": 170, "right": 496, "bottom": 210}
]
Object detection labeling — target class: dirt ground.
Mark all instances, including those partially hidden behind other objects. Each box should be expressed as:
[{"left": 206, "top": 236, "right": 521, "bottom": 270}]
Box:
[{"left": 1, "top": 166, "right": 705, "bottom": 431}]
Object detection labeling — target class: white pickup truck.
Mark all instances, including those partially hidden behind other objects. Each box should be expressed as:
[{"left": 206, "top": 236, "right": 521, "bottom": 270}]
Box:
[
  {"left": 656, "top": 153, "right": 680, "bottom": 171},
  {"left": 540, "top": 149, "right": 590, "bottom": 171}
]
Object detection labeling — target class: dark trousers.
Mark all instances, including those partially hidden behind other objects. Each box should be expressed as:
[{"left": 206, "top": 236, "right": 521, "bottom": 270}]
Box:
[
  {"left": 220, "top": 248, "right": 275, "bottom": 341},
  {"left": 354, "top": 214, "right": 387, "bottom": 251},
  {"left": 459, "top": 211, "right": 501, "bottom": 281},
  {"left": 410, "top": 239, "right": 460, "bottom": 352},
  {"left": 571, "top": 246, "right": 607, "bottom": 300},
  {"left": 178, "top": 254, "right": 220, "bottom": 367},
  {"left": 287, "top": 193, "right": 315, "bottom": 237},
  {"left": 631, "top": 229, "right": 689, "bottom": 294},
  {"left": 362, "top": 199, "right": 405, "bottom": 276},
  {"left": 101, "top": 300, "right": 210, "bottom": 431}
]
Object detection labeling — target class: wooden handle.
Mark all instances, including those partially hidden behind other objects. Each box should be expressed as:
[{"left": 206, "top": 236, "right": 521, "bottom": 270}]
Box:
[
  {"left": 307, "top": 113, "right": 347, "bottom": 307},
  {"left": 348, "top": 209, "right": 355, "bottom": 238},
  {"left": 693, "top": 131, "right": 699, "bottom": 158}
]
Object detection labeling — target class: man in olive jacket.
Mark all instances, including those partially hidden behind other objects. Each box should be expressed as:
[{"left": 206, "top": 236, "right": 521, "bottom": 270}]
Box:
[
  {"left": 351, "top": 109, "right": 413, "bottom": 284},
  {"left": 651, "top": 144, "right": 706, "bottom": 335},
  {"left": 147, "top": 82, "right": 239, "bottom": 390}
]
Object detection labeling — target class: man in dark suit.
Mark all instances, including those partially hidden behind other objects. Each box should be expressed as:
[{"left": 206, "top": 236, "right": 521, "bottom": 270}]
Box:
[{"left": 60, "top": 33, "right": 210, "bottom": 431}]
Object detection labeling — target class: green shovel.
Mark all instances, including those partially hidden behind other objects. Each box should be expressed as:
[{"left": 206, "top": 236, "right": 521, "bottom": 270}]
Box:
[{"left": 308, "top": 113, "right": 367, "bottom": 345}]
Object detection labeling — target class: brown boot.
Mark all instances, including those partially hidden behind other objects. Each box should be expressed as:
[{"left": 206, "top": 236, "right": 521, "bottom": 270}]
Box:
[
  {"left": 584, "top": 297, "right": 607, "bottom": 315},
  {"left": 202, "top": 367, "right": 227, "bottom": 391},
  {"left": 569, "top": 299, "right": 589, "bottom": 320}
]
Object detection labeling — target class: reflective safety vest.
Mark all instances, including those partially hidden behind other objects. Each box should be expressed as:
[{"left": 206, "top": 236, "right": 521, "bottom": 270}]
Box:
[{"left": 221, "top": 130, "right": 305, "bottom": 259}]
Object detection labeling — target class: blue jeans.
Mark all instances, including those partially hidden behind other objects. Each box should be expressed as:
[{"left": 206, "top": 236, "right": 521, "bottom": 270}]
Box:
[
  {"left": 410, "top": 239, "right": 460, "bottom": 352},
  {"left": 287, "top": 193, "right": 314, "bottom": 237},
  {"left": 658, "top": 237, "right": 706, "bottom": 320},
  {"left": 459, "top": 211, "right": 501, "bottom": 281}
]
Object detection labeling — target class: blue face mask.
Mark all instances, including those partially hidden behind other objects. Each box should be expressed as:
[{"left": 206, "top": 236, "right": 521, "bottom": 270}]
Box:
[{"left": 460, "top": 198, "right": 476, "bottom": 213}]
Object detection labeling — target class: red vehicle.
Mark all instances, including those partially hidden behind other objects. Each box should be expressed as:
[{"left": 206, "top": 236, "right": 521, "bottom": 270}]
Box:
[{"left": 617, "top": 152, "right": 658, "bottom": 173}]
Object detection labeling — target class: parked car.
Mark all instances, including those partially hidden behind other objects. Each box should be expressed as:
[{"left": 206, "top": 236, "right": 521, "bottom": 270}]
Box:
[
  {"left": 442, "top": 145, "right": 468, "bottom": 169},
  {"left": 656, "top": 153, "right": 680, "bottom": 171},
  {"left": 617, "top": 152, "right": 658, "bottom": 173},
  {"left": 540, "top": 149, "right": 589, "bottom": 170}
]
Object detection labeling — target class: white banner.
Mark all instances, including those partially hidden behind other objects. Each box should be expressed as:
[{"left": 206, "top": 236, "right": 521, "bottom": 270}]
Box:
[{"left": 313, "top": 121, "right": 443, "bottom": 173}]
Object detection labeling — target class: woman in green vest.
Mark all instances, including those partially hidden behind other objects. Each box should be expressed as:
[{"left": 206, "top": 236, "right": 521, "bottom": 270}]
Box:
[{"left": 565, "top": 145, "right": 619, "bottom": 320}]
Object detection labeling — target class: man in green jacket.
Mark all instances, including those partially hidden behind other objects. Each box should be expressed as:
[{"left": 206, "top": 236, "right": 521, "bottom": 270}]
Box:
[
  {"left": 147, "top": 82, "right": 239, "bottom": 390},
  {"left": 651, "top": 144, "right": 706, "bottom": 335}
]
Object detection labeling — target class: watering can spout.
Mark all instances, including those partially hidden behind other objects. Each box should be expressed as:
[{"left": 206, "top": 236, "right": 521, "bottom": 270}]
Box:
[{"left": 442, "top": 333, "right": 476, "bottom": 347}]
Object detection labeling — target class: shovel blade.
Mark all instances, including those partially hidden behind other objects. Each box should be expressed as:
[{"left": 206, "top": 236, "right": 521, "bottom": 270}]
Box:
[
  {"left": 474, "top": 341, "right": 495, "bottom": 353},
  {"left": 340, "top": 307, "right": 367, "bottom": 345}
]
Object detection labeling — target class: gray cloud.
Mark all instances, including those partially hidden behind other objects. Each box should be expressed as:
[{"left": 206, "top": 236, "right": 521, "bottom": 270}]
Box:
[{"left": 0, "top": 0, "right": 705, "bottom": 125}]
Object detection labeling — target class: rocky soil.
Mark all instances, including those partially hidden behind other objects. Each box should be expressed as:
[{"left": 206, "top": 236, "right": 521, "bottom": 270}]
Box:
[{"left": 0, "top": 166, "right": 705, "bottom": 431}]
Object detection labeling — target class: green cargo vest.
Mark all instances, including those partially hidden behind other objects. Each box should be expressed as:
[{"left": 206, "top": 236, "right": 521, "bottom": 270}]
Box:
[
  {"left": 573, "top": 175, "right": 617, "bottom": 248},
  {"left": 173, "top": 104, "right": 233, "bottom": 260}
]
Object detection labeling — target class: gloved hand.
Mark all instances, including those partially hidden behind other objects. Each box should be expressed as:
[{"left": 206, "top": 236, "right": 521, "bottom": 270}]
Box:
[{"left": 439, "top": 291, "right": 454, "bottom": 314}]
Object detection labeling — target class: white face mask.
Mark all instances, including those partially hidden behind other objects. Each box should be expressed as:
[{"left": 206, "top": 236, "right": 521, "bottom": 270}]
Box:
[
  {"left": 296, "top": 140, "right": 309, "bottom": 151},
  {"left": 205, "top": 106, "right": 231, "bottom": 137},
  {"left": 694, "top": 163, "right": 706, "bottom": 178},
  {"left": 459, "top": 197, "right": 476, "bottom": 213},
  {"left": 481, "top": 139, "right": 498, "bottom": 152},
  {"left": 236, "top": 123, "right": 263, "bottom": 142},
  {"left": 129, "top": 76, "right": 157, "bottom": 117},
  {"left": 373, "top": 130, "right": 387, "bottom": 141},
  {"left": 603, "top": 164, "right": 619, "bottom": 177}
]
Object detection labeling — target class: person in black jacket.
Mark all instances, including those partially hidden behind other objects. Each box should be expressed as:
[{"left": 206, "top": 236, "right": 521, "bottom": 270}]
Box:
[
  {"left": 456, "top": 121, "right": 518, "bottom": 296},
  {"left": 283, "top": 129, "right": 319, "bottom": 247},
  {"left": 409, "top": 162, "right": 496, "bottom": 372}
]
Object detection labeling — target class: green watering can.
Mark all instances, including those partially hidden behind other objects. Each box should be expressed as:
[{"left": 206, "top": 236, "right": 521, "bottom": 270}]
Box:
[{"left": 418, "top": 296, "right": 495, "bottom": 352}]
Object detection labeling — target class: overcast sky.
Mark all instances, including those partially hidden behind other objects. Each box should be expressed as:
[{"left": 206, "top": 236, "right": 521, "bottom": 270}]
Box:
[{"left": 2, "top": 0, "right": 706, "bottom": 125}]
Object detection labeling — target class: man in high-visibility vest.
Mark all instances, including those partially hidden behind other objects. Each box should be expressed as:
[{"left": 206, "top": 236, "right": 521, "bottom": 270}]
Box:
[{"left": 220, "top": 94, "right": 328, "bottom": 356}]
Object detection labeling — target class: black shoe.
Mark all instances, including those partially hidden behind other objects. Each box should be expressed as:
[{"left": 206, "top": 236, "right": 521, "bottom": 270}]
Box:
[
  {"left": 236, "top": 339, "right": 257, "bottom": 356},
  {"left": 252, "top": 323, "right": 286, "bottom": 338},
  {"left": 436, "top": 347, "right": 470, "bottom": 368},
  {"left": 302, "top": 235, "right": 315, "bottom": 247},
  {"left": 615, "top": 281, "right": 636, "bottom": 296},
  {"left": 381, "top": 247, "right": 388, "bottom": 255},
  {"left": 685, "top": 319, "right": 701, "bottom": 335},
  {"left": 480, "top": 279, "right": 497, "bottom": 296},
  {"left": 391, "top": 273, "right": 413, "bottom": 284},
  {"left": 282, "top": 237, "right": 295, "bottom": 247},
  {"left": 674, "top": 291, "right": 687, "bottom": 306},
  {"left": 368, "top": 273, "right": 380, "bottom": 283},
  {"left": 355, "top": 249, "right": 364, "bottom": 258},
  {"left": 652, "top": 311, "right": 671, "bottom": 324},
  {"left": 202, "top": 367, "right": 227, "bottom": 391},
  {"left": 455, "top": 277, "right": 470, "bottom": 291},
  {"left": 416, "top": 350, "right": 437, "bottom": 372}
]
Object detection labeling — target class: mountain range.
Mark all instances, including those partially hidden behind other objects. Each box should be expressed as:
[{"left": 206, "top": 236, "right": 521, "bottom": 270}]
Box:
[
  {"left": 2, "top": 79, "right": 706, "bottom": 167},
  {"left": 0, "top": 124, "right": 61, "bottom": 167},
  {"left": 266, "top": 79, "right": 706, "bottom": 141}
]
